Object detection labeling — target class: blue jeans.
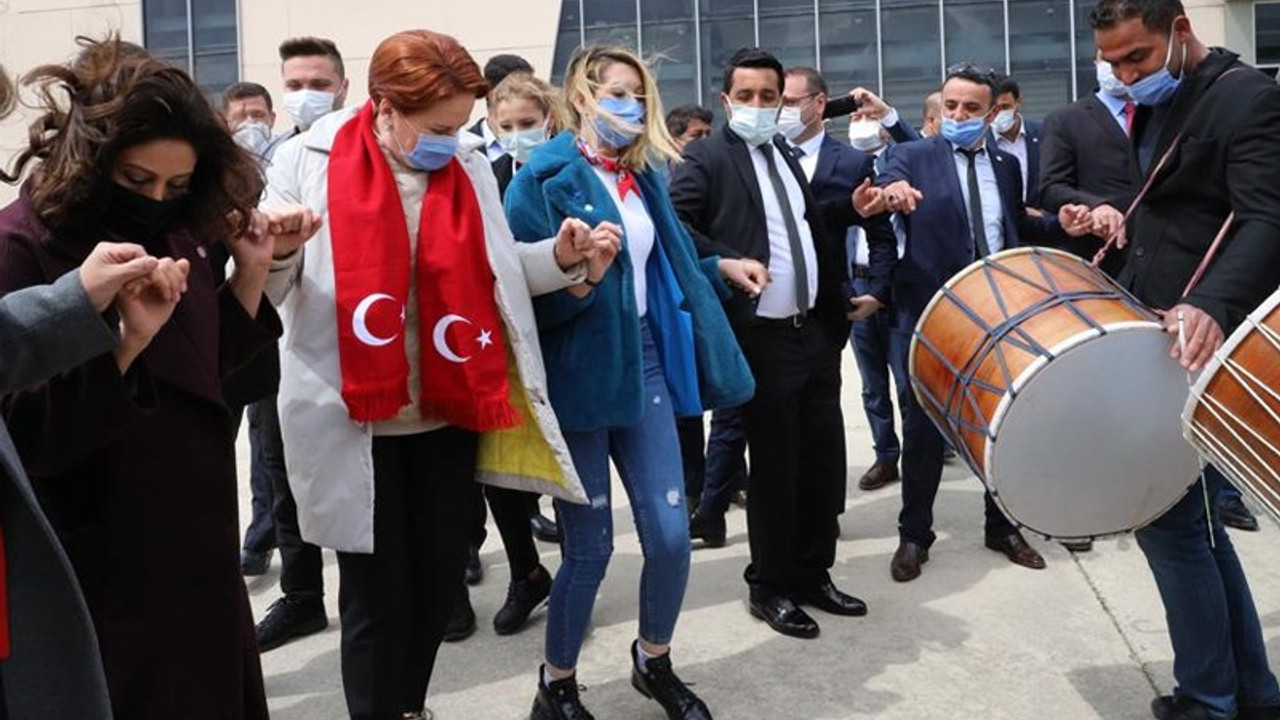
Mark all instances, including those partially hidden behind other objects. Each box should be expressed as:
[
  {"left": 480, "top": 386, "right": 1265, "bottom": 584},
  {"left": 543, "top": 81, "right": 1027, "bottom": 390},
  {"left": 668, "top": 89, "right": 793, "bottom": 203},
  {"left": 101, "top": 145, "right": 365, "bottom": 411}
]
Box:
[
  {"left": 546, "top": 324, "right": 692, "bottom": 670},
  {"left": 1136, "top": 465, "right": 1280, "bottom": 717},
  {"left": 698, "top": 406, "right": 748, "bottom": 517},
  {"left": 241, "top": 398, "right": 284, "bottom": 554},
  {"left": 848, "top": 274, "right": 905, "bottom": 466}
]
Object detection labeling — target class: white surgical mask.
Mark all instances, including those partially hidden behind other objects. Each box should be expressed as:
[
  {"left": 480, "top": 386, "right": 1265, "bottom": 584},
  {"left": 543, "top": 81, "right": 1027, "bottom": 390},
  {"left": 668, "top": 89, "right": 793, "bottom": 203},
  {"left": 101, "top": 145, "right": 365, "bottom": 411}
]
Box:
[
  {"left": 499, "top": 124, "right": 549, "bottom": 164},
  {"left": 283, "top": 89, "right": 335, "bottom": 131},
  {"left": 992, "top": 109, "right": 1019, "bottom": 135},
  {"left": 777, "top": 106, "right": 806, "bottom": 141},
  {"left": 728, "top": 104, "right": 781, "bottom": 147},
  {"left": 232, "top": 121, "right": 272, "bottom": 153},
  {"left": 847, "top": 120, "right": 884, "bottom": 153}
]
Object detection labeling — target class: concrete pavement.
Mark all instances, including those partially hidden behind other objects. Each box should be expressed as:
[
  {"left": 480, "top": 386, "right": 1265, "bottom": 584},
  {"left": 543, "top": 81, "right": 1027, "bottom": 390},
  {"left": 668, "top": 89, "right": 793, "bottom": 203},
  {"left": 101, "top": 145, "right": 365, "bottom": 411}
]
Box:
[{"left": 237, "top": 353, "right": 1280, "bottom": 720}]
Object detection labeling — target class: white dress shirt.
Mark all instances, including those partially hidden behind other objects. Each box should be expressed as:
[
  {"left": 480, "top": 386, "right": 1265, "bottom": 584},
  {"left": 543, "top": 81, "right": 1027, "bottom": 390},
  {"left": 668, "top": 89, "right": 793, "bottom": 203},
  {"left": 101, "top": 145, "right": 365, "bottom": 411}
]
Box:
[
  {"left": 949, "top": 140, "right": 1006, "bottom": 254},
  {"left": 592, "top": 166, "right": 655, "bottom": 317},
  {"left": 789, "top": 130, "right": 826, "bottom": 182},
  {"left": 480, "top": 119, "right": 506, "bottom": 163},
  {"left": 994, "top": 122, "right": 1030, "bottom": 202},
  {"left": 750, "top": 142, "right": 819, "bottom": 318}
]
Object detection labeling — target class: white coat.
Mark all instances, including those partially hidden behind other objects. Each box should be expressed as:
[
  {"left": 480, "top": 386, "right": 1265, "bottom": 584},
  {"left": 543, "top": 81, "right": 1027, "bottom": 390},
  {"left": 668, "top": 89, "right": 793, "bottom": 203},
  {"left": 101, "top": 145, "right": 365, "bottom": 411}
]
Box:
[{"left": 262, "top": 106, "right": 586, "bottom": 554}]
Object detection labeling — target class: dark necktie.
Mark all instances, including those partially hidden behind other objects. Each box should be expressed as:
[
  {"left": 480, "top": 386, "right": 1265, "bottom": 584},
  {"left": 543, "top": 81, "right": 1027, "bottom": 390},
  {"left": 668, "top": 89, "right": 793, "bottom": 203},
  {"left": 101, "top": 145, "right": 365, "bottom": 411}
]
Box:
[
  {"left": 959, "top": 148, "right": 992, "bottom": 259},
  {"left": 791, "top": 145, "right": 806, "bottom": 159},
  {"left": 759, "top": 144, "right": 810, "bottom": 313}
]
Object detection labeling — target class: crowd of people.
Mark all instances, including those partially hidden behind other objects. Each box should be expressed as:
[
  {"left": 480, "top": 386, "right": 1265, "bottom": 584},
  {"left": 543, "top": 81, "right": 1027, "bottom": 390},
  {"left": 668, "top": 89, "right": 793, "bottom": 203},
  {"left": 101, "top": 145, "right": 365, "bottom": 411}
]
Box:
[{"left": 0, "top": 0, "right": 1277, "bottom": 719}]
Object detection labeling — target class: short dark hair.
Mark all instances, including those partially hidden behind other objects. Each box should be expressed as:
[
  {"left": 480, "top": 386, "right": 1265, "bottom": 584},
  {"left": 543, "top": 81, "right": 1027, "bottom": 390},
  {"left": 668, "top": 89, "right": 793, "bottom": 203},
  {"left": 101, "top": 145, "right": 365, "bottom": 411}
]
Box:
[
  {"left": 483, "top": 54, "right": 534, "bottom": 90},
  {"left": 786, "top": 66, "right": 828, "bottom": 97},
  {"left": 665, "top": 104, "right": 713, "bottom": 137},
  {"left": 1089, "top": 0, "right": 1185, "bottom": 32},
  {"left": 222, "top": 81, "right": 273, "bottom": 112},
  {"left": 723, "top": 47, "right": 784, "bottom": 95},
  {"left": 279, "top": 36, "right": 345, "bottom": 79},
  {"left": 995, "top": 74, "right": 1020, "bottom": 101},
  {"left": 944, "top": 63, "right": 999, "bottom": 106}
]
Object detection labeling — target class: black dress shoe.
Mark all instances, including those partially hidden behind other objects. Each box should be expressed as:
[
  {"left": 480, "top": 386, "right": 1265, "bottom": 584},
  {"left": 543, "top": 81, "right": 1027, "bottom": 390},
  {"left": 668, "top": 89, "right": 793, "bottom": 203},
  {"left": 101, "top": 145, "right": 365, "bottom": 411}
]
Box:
[
  {"left": 531, "top": 668, "right": 597, "bottom": 720},
  {"left": 857, "top": 462, "right": 900, "bottom": 491},
  {"left": 1219, "top": 495, "right": 1260, "bottom": 532},
  {"left": 240, "top": 548, "right": 273, "bottom": 577},
  {"left": 465, "top": 545, "right": 483, "bottom": 585},
  {"left": 748, "top": 594, "right": 819, "bottom": 639},
  {"left": 256, "top": 593, "right": 328, "bottom": 652},
  {"left": 796, "top": 581, "right": 867, "bottom": 617},
  {"left": 443, "top": 588, "right": 476, "bottom": 643},
  {"left": 494, "top": 565, "right": 553, "bottom": 636},
  {"left": 531, "top": 513, "right": 562, "bottom": 543},
  {"left": 730, "top": 490, "right": 748, "bottom": 509},
  {"left": 985, "top": 531, "right": 1047, "bottom": 570},
  {"left": 688, "top": 511, "right": 726, "bottom": 548},
  {"left": 890, "top": 541, "right": 929, "bottom": 582},
  {"left": 1151, "top": 694, "right": 1217, "bottom": 720},
  {"left": 631, "top": 642, "right": 713, "bottom": 720}
]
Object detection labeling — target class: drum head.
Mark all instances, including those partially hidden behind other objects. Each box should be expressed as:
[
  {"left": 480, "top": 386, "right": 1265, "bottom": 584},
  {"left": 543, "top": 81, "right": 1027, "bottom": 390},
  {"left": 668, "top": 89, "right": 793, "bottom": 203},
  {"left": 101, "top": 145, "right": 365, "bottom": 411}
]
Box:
[{"left": 987, "top": 327, "right": 1200, "bottom": 539}]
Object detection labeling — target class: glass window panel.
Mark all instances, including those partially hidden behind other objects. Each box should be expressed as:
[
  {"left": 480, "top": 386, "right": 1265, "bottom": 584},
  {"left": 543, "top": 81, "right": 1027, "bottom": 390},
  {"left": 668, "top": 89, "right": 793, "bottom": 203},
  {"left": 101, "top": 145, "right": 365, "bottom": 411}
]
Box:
[
  {"left": 818, "top": 0, "right": 879, "bottom": 96},
  {"left": 194, "top": 51, "right": 239, "bottom": 96},
  {"left": 583, "top": 0, "right": 637, "bottom": 48},
  {"left": 882, "top": 0, "right": 942, "bottom": 116},
  {"left": 759, "top": 0, "right": 816, "bottom": 71},
  {"left": 550, "top": 0, "right": 583, "bottom": 85},
  {"left": 1075, "top": 0, "right": 1099, "bottom": 100},
  {"left": 641, "top": 0, "right": 699, "bottom": 112},
  {"left": 1257, "top": 3, "right": 1280, "bottom": 65},
  {"left": 1009, "top": 0, "right": 1073, "bottom": 118},
  {"left": 192, "top": 0, "right": 238, "bottom": 91},
  {"left": 143, "top": 0, "right": 190, "bottom": 73},
  {"left": 699, "top": 0, "right": 755, "bottom": 113},
  {"left": 943, "top": 0, "right": 1005, "bottom": 72}
]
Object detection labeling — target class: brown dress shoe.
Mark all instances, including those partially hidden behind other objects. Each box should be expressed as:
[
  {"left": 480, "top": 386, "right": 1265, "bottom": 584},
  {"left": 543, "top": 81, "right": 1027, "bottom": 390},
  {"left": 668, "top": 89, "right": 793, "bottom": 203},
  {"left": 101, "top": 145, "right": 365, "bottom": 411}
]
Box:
[
  {"left": 985, "top": 531, "right": 1046, "bottom": 570},
  {"left": 858, "top": 462, "right": 900, "bottom": 491},
  {"left": 890, "top": 541, "right": 929, "bottom": 582}
]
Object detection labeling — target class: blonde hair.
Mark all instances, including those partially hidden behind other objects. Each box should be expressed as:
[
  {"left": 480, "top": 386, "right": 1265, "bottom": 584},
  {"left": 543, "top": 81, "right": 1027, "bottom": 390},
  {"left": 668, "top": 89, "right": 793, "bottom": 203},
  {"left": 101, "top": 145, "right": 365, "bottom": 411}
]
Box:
[
  {"left": 490, "top": 71, "right": 564, "bottom": 134},
  {"left": 562, "top": 45, "right": 680, "bottom": 170}
]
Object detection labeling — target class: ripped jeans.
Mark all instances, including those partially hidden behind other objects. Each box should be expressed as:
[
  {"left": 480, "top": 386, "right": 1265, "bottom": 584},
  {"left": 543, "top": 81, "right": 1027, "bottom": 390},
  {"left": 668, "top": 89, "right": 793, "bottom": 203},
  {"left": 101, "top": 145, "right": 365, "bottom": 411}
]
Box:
[{"left": 546, "top": 323, "right": 693, "bottom": 670}]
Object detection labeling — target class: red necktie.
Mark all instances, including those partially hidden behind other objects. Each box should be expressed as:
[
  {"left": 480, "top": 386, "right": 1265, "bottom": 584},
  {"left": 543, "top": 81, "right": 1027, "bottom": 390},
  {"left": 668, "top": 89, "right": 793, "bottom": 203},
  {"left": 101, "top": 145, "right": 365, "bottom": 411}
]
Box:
[
  {"left": 1123, "top": 101, "right": 1136, "bottom": 138},
  {"left": 578, "top": 141, "right": 638, "bottom": 200}
]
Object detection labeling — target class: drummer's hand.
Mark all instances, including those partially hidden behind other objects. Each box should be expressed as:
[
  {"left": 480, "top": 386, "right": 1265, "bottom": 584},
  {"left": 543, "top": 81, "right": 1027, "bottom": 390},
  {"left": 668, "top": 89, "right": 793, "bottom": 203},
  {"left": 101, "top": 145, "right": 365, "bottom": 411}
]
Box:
[
  {"left": 1058, "top": 204, "right": 1093, "bottom": 237},
  {"left": 1090, "top": 204, "right": 1127, "bottom": 247},
  {"left": 1164, "top": 303, "right": 1224, "bottom": 372}
]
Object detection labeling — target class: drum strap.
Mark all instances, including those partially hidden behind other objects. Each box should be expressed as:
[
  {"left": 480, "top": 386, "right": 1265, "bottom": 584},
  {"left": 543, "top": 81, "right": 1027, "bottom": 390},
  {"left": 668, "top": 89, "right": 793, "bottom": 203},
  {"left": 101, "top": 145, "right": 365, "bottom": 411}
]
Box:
[{"left": 1091, "top": 66, "right": 1248, "bottom": 298}]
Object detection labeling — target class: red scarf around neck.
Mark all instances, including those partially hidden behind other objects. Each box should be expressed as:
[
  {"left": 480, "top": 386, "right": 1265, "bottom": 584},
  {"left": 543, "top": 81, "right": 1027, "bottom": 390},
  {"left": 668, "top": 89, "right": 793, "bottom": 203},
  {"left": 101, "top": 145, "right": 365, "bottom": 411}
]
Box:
[{"left": 327, "top": 102, "right": 520, "bottom": 432}]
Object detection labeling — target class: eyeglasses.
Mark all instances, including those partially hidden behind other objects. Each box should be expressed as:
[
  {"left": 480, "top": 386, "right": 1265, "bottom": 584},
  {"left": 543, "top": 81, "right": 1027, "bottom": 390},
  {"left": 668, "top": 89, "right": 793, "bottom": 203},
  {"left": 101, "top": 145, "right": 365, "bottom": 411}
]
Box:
[
  {"left": 946, "top": 62, "right": 998, "bottom": 80},
  {"left": 781, "top": 91, "right": 820, "bottom": 109}
]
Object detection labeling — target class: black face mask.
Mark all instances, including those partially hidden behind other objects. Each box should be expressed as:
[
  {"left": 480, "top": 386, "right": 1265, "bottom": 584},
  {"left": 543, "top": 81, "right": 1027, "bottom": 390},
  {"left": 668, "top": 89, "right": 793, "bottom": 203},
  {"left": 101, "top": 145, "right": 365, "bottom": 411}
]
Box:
[{"left": 103, "top": 182, "right": 189, "bottom": 249}]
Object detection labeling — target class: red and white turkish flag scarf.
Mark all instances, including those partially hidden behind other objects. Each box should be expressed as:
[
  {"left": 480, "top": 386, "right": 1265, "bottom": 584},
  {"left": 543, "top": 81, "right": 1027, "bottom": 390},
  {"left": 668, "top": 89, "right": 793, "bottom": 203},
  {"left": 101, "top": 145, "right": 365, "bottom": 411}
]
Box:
[{"left": 327, "top": 102, "right": 520, "bottom": 432}]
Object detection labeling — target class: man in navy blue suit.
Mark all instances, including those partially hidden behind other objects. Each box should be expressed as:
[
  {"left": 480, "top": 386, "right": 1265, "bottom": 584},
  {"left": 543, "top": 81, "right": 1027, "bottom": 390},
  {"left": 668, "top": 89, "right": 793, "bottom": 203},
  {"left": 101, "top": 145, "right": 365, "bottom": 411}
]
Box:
[
  {"left": 990, "top": 75, "right": 1045, "bottom": 212},
  {"left": 875, "top": 64, "right": 1093, "bottom": 582}
]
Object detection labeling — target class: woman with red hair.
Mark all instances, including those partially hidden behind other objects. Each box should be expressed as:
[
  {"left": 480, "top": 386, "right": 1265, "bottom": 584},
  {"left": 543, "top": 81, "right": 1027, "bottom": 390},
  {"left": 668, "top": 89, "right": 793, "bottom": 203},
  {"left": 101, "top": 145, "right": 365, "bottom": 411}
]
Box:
[{"left": 261, "top": 29, "right": 598, "bottom": 720}]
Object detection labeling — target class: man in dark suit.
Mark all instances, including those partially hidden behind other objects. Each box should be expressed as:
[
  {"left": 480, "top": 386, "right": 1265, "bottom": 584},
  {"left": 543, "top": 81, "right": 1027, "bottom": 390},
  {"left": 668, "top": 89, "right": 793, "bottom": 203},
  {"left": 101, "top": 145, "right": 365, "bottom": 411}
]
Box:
[
  {"left": 1092, "top": 2, "right": 1280, "bottom": 718},
  {"left": 670, "top": 48, "right": 896, "bottom": 639},
  {"left": 990, "top": 75, "right": 1045, "bottom": 211},
  {"left": 875, "top": 64, "right": 1091, "bottom": 582}
]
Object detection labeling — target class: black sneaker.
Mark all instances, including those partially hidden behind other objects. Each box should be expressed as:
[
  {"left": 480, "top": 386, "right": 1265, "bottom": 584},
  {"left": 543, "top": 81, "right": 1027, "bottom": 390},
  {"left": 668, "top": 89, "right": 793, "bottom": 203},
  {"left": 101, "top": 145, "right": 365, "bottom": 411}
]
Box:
[
  {"left": 494, "top": 565, "right": 553, "bottom": 636},
  {"left": 465, "top": 545, "right": 484, "bottom": 585},
  {"left": 530, "top": 513, "right": 561, "bottom": 544},
  {"left": 255, "top": 594, "right": 327, "bottom": 652},
  {"left": 240, "top": 548, "right": 273, "bottom": 577},
  {"left": 531, "top": 667, "right": 596, "bottom": 720},
  {"left": 688, "top": 511, "right": 726, "bottom": 548},
  {"left": 631, "top": 642, "right": 713, "bottom": 720},
  {"left": 443, "top": 587, "right": 476, "bottom": 642}
]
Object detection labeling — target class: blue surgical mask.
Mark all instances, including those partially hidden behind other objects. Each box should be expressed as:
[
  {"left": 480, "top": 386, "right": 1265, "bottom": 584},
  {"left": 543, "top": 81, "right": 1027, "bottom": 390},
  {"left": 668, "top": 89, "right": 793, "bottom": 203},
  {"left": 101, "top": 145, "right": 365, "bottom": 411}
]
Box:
[
  {"left": 728, "top": 104, "right": 781, "bottom": 147},
  {"left": 1125, "top": 23, "right": 1186, "bottom": 106},
  {"left": 1095, "top": 61, "right": 1129, "bottom": 98},
  {"left": 499, "top": 124, "right": 549, "bottom": 164},
  {"left": 393, "top": 113, "right": 458, "bottom": 172},
  {"left": 941, "top": 116, "right": 987, "bottom": 149},
  {"left": 593, "top": 96, "right": 645, "bottom": 149}
]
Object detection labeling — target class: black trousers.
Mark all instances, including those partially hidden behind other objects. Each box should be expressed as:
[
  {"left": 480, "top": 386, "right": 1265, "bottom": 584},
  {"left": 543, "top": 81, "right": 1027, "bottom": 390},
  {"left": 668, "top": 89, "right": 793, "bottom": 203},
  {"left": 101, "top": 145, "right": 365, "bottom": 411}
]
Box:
[
  {"left": 468, "top": 484, "right": 543, "bottom": 581},
  {"left": 255, "top": 396, "right": 326, "bottom": 598},
  {"left": 740, "top": 319, "right": 847, "bottom": 595},
  {"left": 677, "top": 416, "right": 706, "bottom": 500},
  {"left": 336, "top": 428, "right": 479, "bottom": 720}
]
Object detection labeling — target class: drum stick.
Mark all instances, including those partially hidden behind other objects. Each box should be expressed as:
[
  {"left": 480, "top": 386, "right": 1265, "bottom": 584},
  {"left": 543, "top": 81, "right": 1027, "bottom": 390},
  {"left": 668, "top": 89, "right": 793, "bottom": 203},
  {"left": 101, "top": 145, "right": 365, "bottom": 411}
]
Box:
[{"left": 1179, "top": 311, "right": 1217, "bottom": 549}]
